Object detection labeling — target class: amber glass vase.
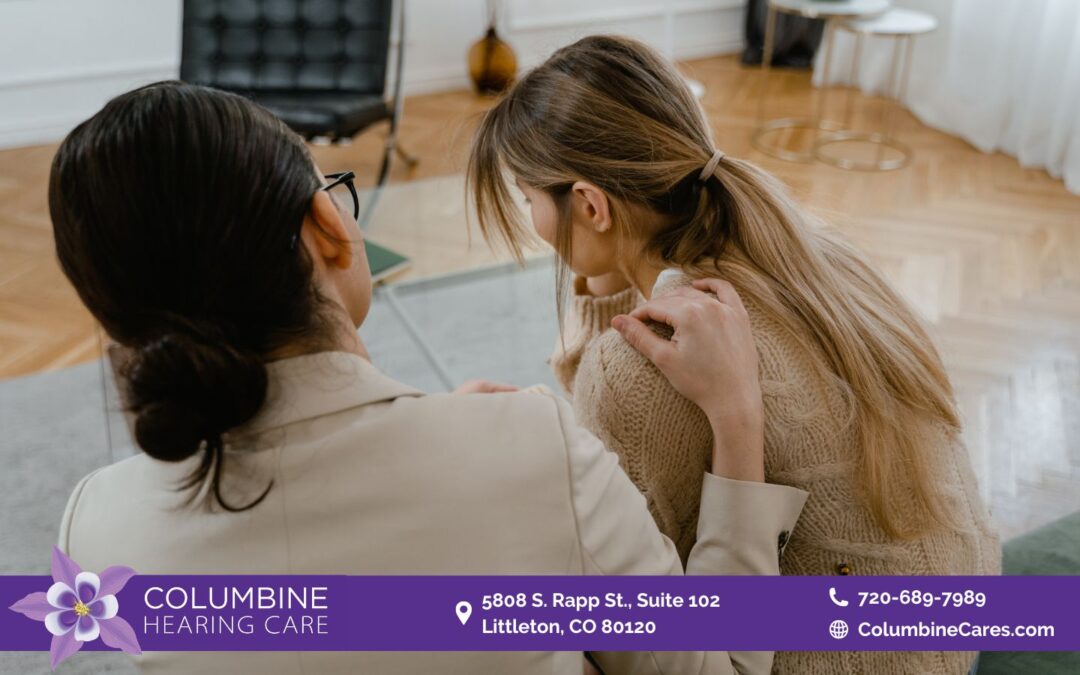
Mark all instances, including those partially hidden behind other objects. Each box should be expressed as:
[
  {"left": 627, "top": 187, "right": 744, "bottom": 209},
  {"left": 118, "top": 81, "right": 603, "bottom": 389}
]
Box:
[{"left": 468, "top": 26, "right": 517, "bottom": 95}]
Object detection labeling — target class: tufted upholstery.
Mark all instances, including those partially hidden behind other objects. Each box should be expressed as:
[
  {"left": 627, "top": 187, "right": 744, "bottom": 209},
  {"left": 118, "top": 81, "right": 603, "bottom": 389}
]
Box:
[{"left": 181, "top": 0, "right": 394, "bottom": 138}]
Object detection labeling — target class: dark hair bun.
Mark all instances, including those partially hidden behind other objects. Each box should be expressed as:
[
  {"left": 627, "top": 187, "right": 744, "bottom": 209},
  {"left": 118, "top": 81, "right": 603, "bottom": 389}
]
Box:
[
  {"left": 50, "top": 83, "right": 317, "bottom": 509},
  {"left": 126, "top": 327, "right": 268, "bottom": 463}
]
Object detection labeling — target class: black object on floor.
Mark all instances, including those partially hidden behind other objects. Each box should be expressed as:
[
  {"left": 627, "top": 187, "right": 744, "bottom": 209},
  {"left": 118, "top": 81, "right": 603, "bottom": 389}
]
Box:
[{"left": 742, "top": 0, "right": 825, "bottom": 68}]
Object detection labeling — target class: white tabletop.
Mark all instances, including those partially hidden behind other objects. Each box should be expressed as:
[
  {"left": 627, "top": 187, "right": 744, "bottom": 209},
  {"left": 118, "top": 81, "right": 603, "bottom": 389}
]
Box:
[
  {"left": 843, "top": 7, "right": 938, "bottom": 35},
  {"left": 770, "top": 0, "right": 891, "bottom": 19}
]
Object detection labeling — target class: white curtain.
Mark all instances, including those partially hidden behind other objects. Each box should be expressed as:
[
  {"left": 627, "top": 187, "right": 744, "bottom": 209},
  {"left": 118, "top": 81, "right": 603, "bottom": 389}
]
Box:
[{"left": 813, "top": 0, "right": 1080, "bottom": 194}]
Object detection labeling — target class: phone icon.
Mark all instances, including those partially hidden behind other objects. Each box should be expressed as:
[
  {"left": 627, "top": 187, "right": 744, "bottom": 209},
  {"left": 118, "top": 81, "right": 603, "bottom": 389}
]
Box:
[{"left": 829, "top": 587, "right": 849, "bottom": 607}]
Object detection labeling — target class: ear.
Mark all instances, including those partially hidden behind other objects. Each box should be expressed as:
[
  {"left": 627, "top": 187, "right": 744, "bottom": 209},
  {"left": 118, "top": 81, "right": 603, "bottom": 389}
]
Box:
[
  {"left": 302, "top": 191, "right": 354, "bottom": 270},
  {"left": 570, "top": 181, "right": 612, "bottom": 234}
]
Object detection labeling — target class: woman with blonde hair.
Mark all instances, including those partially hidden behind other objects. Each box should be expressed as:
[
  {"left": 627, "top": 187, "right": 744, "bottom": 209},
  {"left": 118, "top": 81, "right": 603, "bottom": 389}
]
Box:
[{"left": 469, "top": 35, "right": 1001, "bottom": 674}]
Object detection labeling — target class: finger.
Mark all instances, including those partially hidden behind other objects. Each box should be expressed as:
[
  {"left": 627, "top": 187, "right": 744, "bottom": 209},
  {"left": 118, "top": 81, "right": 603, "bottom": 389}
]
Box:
[
  {"left": 455, "top": 379, "right": 519, "bottom": 394},
  {"left": 485, "top": 383, "right": 520, "bottom": 393},
  {"left": 612, "top": 315, "right": 674, "bottom": 365},
  {"left": 692, "top": 278, "right": 746, "bottom": 313},
  {"left": 626, "top": 296, "right": 692, "bottom": 325},
  {"left": 454, "top": 379, "right": 480, "bottom": 394},
  {"left": 471, "top": 380, "right": 520, "bottom": 393}
]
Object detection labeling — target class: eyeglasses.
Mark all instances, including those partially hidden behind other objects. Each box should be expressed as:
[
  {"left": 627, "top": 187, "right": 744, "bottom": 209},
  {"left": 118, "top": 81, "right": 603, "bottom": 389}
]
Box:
[
  {"left": 322, "top": 171, "right": 359, "bottom": 220},
  {"left": 290, "top": 171, "right": 359, "bottom": 250}
]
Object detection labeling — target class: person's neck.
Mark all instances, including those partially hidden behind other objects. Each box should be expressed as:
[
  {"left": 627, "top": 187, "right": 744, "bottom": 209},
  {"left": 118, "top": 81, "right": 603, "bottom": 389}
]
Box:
[
  {"left": 268, "top": 313, "right": 370, "bottom": 363},
  {"left": 333, "top": 326, "right": 370, "bottom": 360},
  {"left": 629, "top": 261, "right": 670, "bottom": 300}
]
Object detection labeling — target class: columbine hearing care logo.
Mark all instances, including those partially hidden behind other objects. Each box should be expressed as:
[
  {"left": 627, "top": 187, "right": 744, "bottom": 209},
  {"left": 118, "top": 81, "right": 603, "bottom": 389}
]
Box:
[{"left": 8, "top": 546, "right": 142, "bottom": 669}]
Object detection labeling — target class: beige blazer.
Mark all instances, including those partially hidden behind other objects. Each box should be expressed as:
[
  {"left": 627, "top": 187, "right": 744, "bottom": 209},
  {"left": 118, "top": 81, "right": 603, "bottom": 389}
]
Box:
[{"left": 60, "top": 351, "right": 808, "bottom": 675}]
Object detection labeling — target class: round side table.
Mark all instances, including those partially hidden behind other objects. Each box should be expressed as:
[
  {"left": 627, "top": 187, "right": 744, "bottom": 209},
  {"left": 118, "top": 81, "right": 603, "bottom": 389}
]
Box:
[
  {"left": 812, "top": 7, "right": 938, "bottom": 171},
  {"left": 753, "top": 0, "right": 891, "bottom": 163}
]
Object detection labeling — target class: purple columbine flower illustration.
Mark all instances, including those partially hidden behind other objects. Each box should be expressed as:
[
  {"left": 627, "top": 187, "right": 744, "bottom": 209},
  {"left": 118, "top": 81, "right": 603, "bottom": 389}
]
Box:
[{"left": 9, "top": 546, "right": 142, "bottom": 669}]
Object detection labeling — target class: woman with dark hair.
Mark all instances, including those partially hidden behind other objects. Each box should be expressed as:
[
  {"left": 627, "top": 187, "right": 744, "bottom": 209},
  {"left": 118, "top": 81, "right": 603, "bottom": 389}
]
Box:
[{"left": 51, "top": 81, "right": 807, "bottom": 674}]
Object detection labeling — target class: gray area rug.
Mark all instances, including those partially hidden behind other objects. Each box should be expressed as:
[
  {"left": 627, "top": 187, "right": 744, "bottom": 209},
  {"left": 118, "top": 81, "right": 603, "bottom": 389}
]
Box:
[{"left": 0, "top": 258, "right": 559, "bottom": 674}]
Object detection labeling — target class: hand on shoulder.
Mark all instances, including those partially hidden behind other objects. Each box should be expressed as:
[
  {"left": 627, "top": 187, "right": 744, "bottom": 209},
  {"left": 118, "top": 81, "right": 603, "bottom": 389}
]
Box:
[{"left": 611, "top": 278, "right": 765, "bottom": 482}]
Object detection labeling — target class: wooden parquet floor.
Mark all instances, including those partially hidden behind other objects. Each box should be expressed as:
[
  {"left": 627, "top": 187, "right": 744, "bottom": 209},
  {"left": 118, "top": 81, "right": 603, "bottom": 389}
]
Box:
[{"left": 1, "top": 55, "right": 1078, "bottom": 536}]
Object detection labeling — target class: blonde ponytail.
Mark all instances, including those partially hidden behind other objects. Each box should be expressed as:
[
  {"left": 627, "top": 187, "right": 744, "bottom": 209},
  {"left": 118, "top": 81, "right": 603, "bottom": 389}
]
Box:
[{"left": 468, "top": 34, "right": 960, "bottom": 538}]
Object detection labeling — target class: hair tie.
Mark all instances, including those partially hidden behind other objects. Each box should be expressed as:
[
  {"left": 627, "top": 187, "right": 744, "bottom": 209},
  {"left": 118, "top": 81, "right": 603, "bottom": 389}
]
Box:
[{"left": 698, "top": 149, "right": 726, "bottom": 182}]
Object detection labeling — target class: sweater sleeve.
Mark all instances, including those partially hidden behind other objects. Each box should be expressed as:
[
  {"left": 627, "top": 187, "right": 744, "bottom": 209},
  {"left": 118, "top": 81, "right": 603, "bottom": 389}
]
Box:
[
  {"left": 549, "top": 279, "right": 642, "bottom": 396},
  {"left": 544, "top": 391, "right": 808, "bottom": 675},
  {"left": 574, "top": 323, "right": 711, "bottom": 561}
]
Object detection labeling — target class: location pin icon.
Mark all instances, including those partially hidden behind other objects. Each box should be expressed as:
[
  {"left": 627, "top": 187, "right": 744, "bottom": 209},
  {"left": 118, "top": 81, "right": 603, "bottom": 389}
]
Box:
[{"left": 455, "top": 600, "right": 473, "bottom": 626}]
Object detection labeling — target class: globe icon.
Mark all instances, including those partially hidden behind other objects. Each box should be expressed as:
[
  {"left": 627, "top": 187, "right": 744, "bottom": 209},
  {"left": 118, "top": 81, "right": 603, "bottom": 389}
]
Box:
[{"left": 829, "top": 619, "right": 849, "bottom": 640}]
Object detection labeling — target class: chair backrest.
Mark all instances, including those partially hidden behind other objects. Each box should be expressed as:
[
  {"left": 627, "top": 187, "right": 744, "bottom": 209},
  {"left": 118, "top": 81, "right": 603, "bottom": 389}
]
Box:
[{"left": 181, "top": 0, "right": 393, "bottom": 96}]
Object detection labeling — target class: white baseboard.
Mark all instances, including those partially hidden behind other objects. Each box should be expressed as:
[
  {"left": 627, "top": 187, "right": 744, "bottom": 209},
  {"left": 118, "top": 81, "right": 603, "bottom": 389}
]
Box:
[
  {"left": 508, "top": 0, "right": 745, "bottom": 33},
  {"left": 0, "top": 62, "right": 178, "bottom": 149},
  {"left": 0, "top": 115, "right": 95, "bottom": 150},
  {"left": 400, "top": 67, "right": 473, "bottom": 96},
  {"left": 397, "top": 38, "right": 744, "bottom": 98},
  {"left": 675, "top": 35, "right": 745, "bottom": 61}
]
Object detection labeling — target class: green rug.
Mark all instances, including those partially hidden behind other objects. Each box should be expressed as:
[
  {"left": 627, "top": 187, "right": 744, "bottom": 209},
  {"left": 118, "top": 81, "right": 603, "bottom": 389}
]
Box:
[{"left": 977, "top": 510, "right": 1080, "bottom": 675}]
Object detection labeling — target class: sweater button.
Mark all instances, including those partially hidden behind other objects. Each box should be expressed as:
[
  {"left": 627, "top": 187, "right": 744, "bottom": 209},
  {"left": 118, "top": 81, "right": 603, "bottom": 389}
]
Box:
[
  {"left": 836, "top": 562, "right": 852, "bottom": 576},
  {"left": 777, "top": 531, "right": 790, "bottom": 556}
]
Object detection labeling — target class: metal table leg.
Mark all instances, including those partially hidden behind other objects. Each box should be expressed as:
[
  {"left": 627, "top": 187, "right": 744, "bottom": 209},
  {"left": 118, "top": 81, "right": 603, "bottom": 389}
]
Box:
[
  {"left": 813, "top": 30, "right": 915, "bottom": 171},
  {"left": 752, "top": 9, "right": 844, "bottom": 163}
]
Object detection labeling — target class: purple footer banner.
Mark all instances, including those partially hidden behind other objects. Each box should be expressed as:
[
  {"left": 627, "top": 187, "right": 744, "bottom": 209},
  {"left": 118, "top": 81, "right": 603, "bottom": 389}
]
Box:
[{"left": 3, "top": 574, "right": 1077, "bottom": 654}]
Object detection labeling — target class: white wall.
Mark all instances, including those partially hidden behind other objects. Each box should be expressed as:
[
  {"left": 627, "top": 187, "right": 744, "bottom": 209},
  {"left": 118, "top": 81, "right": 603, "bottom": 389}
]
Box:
[
  {"left": 0, "top": 0, "right": 747, "bottom": 149},
  {"left": 0, "top": 0, "right": 182, "bottom": 148}
]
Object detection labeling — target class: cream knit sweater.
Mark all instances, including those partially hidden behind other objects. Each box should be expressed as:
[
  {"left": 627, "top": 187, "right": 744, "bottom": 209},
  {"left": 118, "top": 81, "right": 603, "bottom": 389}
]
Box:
[{"left": 552, "top": 270, "right": 1002, "bottom": 675}]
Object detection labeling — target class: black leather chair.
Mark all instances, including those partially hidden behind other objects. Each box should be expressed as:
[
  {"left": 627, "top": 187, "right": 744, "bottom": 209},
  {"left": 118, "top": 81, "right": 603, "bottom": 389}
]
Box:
[{"left": 181, "top": 0, "right": 416, "bottom": 226}]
